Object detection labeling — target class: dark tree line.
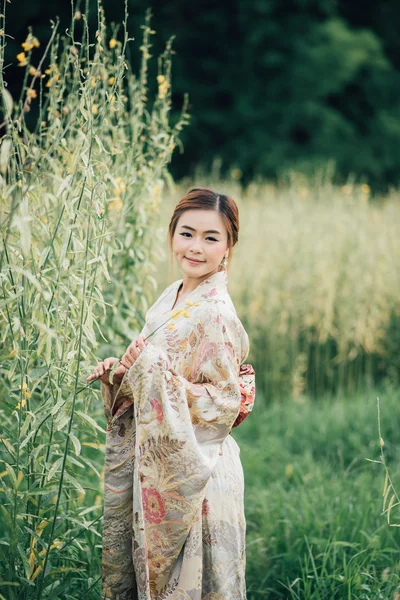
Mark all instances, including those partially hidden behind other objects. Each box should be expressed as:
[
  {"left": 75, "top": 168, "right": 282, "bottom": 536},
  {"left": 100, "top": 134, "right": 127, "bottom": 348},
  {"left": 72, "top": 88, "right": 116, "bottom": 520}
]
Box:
[{"left": 4, "top": 0, "right": 400, "bottom": 189}]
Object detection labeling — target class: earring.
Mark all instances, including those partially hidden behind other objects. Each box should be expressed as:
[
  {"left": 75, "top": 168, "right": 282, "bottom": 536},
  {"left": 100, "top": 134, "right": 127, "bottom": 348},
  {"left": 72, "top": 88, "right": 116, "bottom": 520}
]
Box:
[{"left": 220, "top": 255, "right": 228, "bottom": 269}]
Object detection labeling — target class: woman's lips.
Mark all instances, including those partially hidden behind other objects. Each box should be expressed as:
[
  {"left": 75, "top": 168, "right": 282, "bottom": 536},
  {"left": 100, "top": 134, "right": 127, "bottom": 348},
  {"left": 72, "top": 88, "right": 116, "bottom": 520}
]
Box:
[{"left": 185, "top": 257, "right": 205, "bottom": 264}]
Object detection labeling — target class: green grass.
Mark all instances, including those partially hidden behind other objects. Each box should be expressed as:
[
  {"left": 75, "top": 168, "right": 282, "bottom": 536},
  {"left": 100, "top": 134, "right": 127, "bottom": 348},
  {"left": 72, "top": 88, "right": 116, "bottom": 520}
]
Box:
[{"left": 233, "top": 384, "right": 400, "bottom": 599}]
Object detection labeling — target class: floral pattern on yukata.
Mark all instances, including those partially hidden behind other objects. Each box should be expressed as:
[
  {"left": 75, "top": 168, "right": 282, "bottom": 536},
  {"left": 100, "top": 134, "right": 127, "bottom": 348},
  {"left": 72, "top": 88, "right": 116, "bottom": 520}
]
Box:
[{"left": 101, "top": 270, "right": 255, "bottom": 600}]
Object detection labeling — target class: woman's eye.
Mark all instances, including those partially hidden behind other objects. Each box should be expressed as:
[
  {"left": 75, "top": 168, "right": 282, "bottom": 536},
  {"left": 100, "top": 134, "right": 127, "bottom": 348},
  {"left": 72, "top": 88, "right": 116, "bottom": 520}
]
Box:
[{"left": 179, "top": 232, "right": 217, "bottom": 242}]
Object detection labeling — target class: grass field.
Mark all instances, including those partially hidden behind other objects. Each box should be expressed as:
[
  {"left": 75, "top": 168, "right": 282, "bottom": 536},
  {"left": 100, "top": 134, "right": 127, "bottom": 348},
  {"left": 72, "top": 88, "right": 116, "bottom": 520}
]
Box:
[{"left": 234, "top": 384, "right": 400, "bottom": 599}]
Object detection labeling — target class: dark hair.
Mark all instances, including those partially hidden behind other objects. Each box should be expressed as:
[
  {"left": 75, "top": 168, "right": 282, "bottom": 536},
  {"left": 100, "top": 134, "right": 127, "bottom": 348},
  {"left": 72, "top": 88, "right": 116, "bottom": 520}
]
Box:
[{"left": 168, "top": 187, "right": 239, "bottom": 270}]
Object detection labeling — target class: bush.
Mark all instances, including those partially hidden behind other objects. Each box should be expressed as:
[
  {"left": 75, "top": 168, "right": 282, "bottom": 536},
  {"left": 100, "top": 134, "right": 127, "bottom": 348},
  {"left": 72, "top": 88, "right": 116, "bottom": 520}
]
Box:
[{"left": 0, "top": 7, "right": 188, "bottom": 598}]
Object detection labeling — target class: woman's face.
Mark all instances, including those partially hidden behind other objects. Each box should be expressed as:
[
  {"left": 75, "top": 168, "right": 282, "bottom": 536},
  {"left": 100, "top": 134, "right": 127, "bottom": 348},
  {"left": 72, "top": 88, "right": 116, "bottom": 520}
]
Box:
[{"left": 172, "top": 209, "right": 229, "bottom": 279}]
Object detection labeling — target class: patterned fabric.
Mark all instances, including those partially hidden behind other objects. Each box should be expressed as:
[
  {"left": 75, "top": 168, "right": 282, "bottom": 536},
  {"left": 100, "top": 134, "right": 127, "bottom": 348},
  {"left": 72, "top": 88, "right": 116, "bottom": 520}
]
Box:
[
  {"left": 101, "top": 270, "right": 255, "bottom": 599},
  {"left": 233, "top": 364, "right": 256, "bottom": 428}
]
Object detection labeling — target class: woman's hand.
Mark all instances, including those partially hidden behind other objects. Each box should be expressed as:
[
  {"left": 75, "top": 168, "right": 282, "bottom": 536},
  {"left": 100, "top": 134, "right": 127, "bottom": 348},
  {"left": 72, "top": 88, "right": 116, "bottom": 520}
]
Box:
[
  {"left": 86, "top": 356, "right": 127, "bottom": 385},
  {"left": 119, "top": 335, "right": 148, "bottom": 371}
]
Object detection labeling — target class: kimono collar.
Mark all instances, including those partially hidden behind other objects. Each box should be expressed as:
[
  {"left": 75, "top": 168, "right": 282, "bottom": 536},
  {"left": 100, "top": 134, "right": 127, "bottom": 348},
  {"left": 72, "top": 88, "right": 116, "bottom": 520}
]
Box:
[{"left": 174, "top": 269, "right": 228, "bottom": 307}]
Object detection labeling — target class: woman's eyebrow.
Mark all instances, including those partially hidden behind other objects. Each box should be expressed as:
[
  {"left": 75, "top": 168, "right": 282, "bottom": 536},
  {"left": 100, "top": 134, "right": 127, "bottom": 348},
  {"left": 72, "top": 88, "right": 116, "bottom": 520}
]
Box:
[{"left": 180, "top": 225, "right": 221, "bottom": 235}]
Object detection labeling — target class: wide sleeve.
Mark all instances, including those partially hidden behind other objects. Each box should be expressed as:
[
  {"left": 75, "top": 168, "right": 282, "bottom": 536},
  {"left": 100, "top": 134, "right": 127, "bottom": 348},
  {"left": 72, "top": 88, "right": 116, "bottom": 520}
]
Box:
[{"left": 121, "top": 306, "right": 247, "bottom": 593}]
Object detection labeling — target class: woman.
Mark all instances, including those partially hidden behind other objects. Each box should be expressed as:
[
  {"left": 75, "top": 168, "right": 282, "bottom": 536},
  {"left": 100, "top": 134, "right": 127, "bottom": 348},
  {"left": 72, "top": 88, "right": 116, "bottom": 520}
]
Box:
[{"left": 87, "top": 188, "right": 256, "bottom": 600}]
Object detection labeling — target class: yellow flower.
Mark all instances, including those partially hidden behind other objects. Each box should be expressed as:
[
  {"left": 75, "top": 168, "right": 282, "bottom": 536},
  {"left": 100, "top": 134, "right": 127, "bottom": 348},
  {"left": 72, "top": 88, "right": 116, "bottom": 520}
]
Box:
[
  {"left": 108, "top": 76, "right": 115, "bottom": 85},
  {"left": 91, "top": 104, "right": 99, "bottom": 115},
  {"left": 168, "top": 323, "right": 176, "bottom": 331},
  {"left": 361, "top": 184, "right": 370, "bottom": 195},
  {"left": 18, "top": 381, "right": 31, "bottom": 399},
  {"left": 26, "top": 89, "right": 37, "bottom": 99},
  {"left": 17, "top": 52, "right": 28, "bottom": 66},
  {"left": 109, "top": 38, "right": 117, "bottom": 49},
  {"left": 185, "top": 300, "right": 194, "bottom": 306},
  {"left": 22, "top": 35, "right": 40, "bottom": 52},
  {"left": 171, "top": 308, "right": 184, "bottom": 320},
  {"left": 29, "top": 66, "right": 40, "bottom": 77},
  {"left": 157, "top": 75, "right": 170, "bottom": 99},
  {"left": 10, "top": 349, "right": 17, "bottom": 357},
  {"left": 108, "top": 196, "right": 123, "bottom": 212},
  {"left": 91, "top": 77, "right": 96, "bottom": 88},
  {"left": 16, "top": 398, "right": 26, "bottom": 410}
]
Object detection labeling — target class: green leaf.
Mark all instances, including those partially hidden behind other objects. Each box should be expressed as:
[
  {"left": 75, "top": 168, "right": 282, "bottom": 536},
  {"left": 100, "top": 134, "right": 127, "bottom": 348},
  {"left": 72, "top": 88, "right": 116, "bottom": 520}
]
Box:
[
  {"left": 75, "top": 411, "right": 106, "bottom": 434},
  {"left": 68, "top": 432, "right": 81, "bottom": 456}
]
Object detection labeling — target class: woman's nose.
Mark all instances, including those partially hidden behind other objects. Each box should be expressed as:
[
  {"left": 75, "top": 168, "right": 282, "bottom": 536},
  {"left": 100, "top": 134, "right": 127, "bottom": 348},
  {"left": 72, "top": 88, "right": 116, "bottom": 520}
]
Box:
[{"left": 189, "top": 238, "right": 202, "bottom": 252}]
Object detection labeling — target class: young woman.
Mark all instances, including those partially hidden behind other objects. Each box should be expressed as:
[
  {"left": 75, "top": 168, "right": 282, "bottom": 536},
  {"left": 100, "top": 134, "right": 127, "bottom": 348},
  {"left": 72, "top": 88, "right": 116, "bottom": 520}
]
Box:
[{"left": 87, "top": 188, "right": 256, "bottom": 600}]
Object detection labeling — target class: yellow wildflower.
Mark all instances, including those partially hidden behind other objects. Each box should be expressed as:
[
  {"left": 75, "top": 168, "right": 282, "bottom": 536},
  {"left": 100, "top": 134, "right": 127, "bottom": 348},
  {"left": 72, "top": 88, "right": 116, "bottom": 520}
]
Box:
[
  {"left": 29, "top": 66, "right": 40, "bottom": 77},
  {"left": 92, "top": 104, "right": 99, "bottom": 115},
  {"left": 108, "top": 196, "right": 123, "bottom": 212},
  {"left": 10, "top": 349, "right": 17, "bottom": 356},
  {"left": 17, "top": 52, "right": 28, "bottom": 66},
  {"left": 18, "top": 381, "right": 31, "bottom": 399},
  {"left": 361, "top": 184, "right": 370, "bottom": 195},
  {"left": 157, "top": 75, "right": 170, "bottom": 100},
  {"left": 108, "top": 76, "right": 115, "bottom": 85},
  {"left": 109, "top": 39, "right": 117, "bottom": 49},
  {"left": 22, "top": 35, "right": 40, "bottom": 52},
  {"left": 168, "top": 323, "right": 176, "bottom": 331},
  {"left": 44, "top": 68, "right": 51, "bottom": 75},
  {"left": 26, "top": 89, "right": 37, "bottom": 99},
  {"left": 16, "top": 398, "right": 26, "bottom": 410}
]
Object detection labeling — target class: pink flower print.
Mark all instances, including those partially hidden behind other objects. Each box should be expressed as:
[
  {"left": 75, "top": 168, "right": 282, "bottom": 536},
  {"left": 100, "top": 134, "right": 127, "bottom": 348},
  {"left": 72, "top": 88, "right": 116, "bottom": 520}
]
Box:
[
  {"left": 206, "top": 287, "right": 218, "bottom": 297},
  {"left": 191, "top": 339, "right": 217, "bottom": 378},
  {"left": 149, "top": 396, "right": 163, "bottom": 423},
  {"left": 142, "top": 488, "right": 167, "bottom": 524}
]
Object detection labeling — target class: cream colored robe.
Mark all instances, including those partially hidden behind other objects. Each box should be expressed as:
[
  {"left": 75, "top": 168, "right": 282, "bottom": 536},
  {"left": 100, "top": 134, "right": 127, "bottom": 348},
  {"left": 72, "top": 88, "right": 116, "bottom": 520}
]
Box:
[{"left": 101, "top": 270, "right": 253, "bottom": 600}]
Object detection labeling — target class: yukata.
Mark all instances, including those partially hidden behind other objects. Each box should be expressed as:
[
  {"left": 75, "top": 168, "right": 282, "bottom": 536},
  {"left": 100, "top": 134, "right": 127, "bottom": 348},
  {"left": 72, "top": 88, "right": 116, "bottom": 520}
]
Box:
[{"left": 101, "top": 269, "right": 256, "bottom": 600}]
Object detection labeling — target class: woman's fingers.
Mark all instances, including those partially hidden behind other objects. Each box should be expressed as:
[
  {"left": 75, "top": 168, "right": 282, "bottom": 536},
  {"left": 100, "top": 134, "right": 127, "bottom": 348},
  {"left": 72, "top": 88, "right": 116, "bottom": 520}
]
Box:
[
  {"left": 85, "top": 342, "right": 147, "bottom": 382},
  {"left": 86, "top": 357, "right": 119, "bottom": 382},
  {"left": 114, "top": 363, "right": 127, "bottom": 376}
]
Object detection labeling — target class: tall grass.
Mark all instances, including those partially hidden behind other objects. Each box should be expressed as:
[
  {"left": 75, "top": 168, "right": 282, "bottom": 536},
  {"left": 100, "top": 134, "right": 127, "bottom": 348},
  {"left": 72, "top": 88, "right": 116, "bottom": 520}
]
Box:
[
  {"left": 234, "top": 384, "right": 400, "bottom": 599},
  {"left": 0, "top": 4, "right": 188, "bottom": 598},
  {"left": 155, "top": 171, "right": 400, "bottom": 401}
]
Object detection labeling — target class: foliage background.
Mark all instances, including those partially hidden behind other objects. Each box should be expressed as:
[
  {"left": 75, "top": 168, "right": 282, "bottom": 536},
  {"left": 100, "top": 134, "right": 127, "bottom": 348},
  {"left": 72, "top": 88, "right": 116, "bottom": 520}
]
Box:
[
  {"left": 4, "top": 0, "right": 400, "bottom": 190},
  {"left": 1, "top": 2, "right": 400, "bottom": 599}
]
